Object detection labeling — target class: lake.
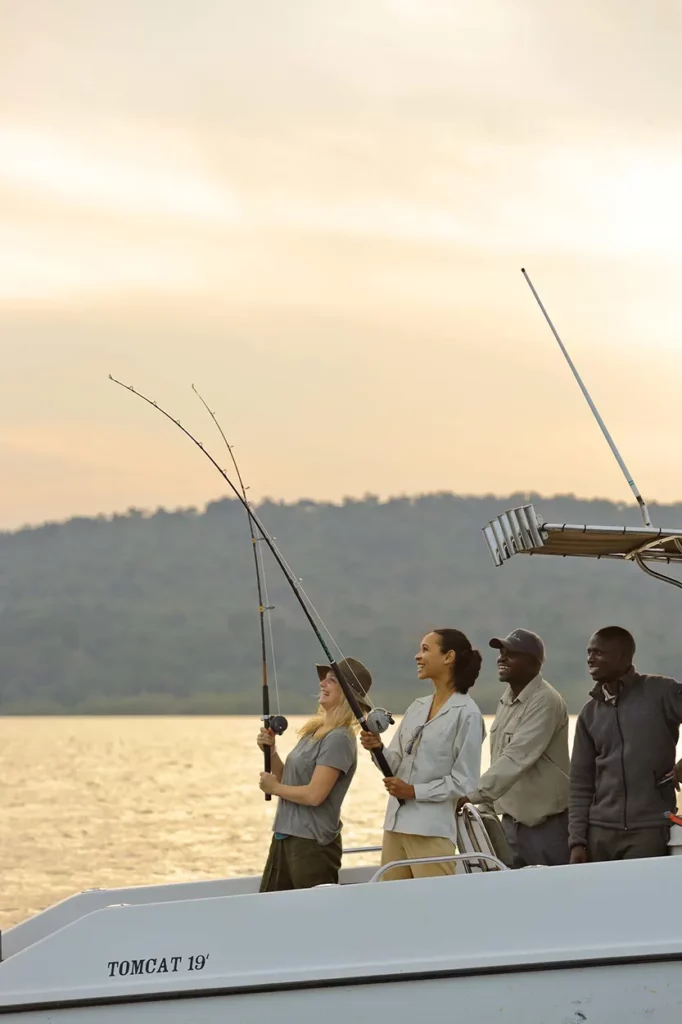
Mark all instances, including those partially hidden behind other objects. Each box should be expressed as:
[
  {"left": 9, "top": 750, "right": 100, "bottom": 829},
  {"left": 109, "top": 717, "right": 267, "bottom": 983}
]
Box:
[{"left": 2, "top": 713, "right": 677, "bottom": 930}]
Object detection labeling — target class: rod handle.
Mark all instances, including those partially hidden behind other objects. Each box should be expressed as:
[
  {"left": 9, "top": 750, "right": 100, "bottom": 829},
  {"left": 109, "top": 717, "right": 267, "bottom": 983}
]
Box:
[
  {"left": 264, "top": 744, "right": 272, "bottom": 802},
  {"left": 373, "top": 746, "right": 405, "bottom": 807}
]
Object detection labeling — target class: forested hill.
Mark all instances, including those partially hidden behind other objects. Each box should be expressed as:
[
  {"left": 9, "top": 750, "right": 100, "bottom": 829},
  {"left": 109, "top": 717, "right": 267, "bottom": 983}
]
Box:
[{"left": 1, "top": 493, "right": 681, "bottom": 716}]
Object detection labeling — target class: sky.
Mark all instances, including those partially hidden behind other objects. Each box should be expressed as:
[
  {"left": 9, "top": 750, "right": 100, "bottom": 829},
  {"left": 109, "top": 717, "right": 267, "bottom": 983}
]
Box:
[{"left": 2, "top": 0, "right": 682, "bottom": 530}]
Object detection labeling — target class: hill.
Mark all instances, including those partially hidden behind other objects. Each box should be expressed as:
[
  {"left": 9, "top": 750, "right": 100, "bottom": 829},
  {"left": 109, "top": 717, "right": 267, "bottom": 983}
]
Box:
[{"left": 1, "top": 493, "right": 681, "bottom": 715}]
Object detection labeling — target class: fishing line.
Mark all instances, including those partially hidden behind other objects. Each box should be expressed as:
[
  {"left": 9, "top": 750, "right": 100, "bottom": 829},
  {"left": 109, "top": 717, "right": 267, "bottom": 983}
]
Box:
[
  {"left": 191, "top": 384, "right": 286, "bottom": 801},
  {"left": 193, "top": 384, "right": 376, "bottom": 716},
  {"left": 262, "top": 532, "right": 390, "bottom": 723},
  {"left": 191, "top": 384, "right": 283, "bottom": 720},
  {"left": 110, "top": 375, "right": 399, "bottom": 791},
  {"left": 255, "top": 535, "right": 282, "bottom": 717},
  {"left": 191, "top": 387, "right": 394, "bottom": 734},
  {"left": 249, "top": 502, "right": 396, "bottom": 734}
]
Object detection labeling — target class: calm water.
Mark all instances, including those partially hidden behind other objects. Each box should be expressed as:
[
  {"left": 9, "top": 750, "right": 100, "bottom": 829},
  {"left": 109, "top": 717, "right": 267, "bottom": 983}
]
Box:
[{"left": 3, "top": 713, "right": 678, "bottom": 930}]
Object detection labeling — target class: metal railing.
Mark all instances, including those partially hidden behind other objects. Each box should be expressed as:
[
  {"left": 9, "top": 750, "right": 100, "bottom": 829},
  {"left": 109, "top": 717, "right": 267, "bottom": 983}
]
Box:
[{"left": 369, "top": 852, "right": 508, "bottom": 881}]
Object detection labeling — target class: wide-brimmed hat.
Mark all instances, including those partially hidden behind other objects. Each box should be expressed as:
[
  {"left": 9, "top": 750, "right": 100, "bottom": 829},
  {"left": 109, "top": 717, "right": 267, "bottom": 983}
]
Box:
[{"left": 315, "top": 657, "right": 372, "bottom": 712}]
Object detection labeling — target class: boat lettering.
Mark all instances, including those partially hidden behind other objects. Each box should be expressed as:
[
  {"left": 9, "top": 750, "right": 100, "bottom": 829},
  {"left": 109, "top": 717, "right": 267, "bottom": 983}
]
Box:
[{"left": 107, "top": 954, "right": 209, "bottom": 978}]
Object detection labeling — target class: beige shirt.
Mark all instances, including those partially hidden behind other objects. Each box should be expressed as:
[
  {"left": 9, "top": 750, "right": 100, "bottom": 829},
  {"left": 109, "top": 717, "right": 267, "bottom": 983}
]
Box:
[
  {"left": 381, "top": 691, "right": 485, "bottom": 842},
  {"left": 470, "top": 675, "right": 569, "bottom": 828}
]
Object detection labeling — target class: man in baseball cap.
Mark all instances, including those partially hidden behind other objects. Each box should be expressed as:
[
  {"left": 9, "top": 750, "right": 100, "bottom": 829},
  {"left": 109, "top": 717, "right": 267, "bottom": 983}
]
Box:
[
  {"left": 460, "top": 628, "right": 569, "bottom": 868},
  {"left": 489, "top": 628, "right": 546, "bottom": 663}
]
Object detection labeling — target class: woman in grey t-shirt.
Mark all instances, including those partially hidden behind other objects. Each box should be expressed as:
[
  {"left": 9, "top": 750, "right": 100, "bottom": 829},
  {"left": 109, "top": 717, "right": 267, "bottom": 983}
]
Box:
[{"left": 257, "top": 657, "right": 371, "bottom": 891}]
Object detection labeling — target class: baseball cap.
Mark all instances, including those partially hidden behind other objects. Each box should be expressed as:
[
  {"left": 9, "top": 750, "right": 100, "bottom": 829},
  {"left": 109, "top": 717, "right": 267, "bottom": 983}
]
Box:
[{"left": 489, "top": 629, "right": 545, "bottom": 663}]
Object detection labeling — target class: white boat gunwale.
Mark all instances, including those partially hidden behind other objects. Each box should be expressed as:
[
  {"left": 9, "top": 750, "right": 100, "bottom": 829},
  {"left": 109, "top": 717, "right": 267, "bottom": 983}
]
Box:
[{"left": 2, "top": 856, "right": 681, "bottom": 1013}]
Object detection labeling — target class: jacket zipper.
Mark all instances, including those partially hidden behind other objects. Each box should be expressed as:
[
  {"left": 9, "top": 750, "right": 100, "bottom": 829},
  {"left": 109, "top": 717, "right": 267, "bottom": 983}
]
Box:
[{"left": 614, "top": 703, "right": 628, "bottom": 830}]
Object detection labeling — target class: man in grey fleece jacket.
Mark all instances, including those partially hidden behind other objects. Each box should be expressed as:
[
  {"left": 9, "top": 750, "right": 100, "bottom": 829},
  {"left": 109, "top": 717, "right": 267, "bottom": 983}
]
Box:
[{"left": 570, "top": 625, "right": 682, "bottom": 864}]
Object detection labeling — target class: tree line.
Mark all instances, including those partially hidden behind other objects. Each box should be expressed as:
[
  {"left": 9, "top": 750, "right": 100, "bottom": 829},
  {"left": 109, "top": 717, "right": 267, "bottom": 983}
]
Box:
[{"left": 1, "top": 492, "right": 681, "bottom": 715}]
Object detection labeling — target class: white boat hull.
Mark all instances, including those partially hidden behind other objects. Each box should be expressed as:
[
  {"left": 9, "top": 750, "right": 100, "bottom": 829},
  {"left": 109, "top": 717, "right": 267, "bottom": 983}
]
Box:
[
  {"left": 2, "top": 856, "right": 681, "bottom": 1022},
  {"left": 4, "top": 960, "right": 680, "bottom": 1023}
]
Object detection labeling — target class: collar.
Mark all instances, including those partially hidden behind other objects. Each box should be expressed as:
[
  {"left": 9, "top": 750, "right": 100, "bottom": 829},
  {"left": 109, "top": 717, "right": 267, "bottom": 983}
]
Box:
[
  {"left": 500, "top": 673, "right": 544, "bottom": 706},
  {"left": 589, "top": 665, "right": 638, "bottom": 702},
  {"left": 414, "top": 690, "right": 470, "bottom": 719}
]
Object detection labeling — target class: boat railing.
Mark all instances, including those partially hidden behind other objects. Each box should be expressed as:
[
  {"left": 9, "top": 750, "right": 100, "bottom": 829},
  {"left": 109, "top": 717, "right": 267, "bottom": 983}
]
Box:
[{"left": 369, "top": 852, "right": 508, "bottom": 881}]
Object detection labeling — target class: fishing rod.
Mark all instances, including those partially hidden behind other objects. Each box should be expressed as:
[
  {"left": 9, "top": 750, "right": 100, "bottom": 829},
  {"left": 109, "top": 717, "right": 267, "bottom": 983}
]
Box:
[
  {"left": 109, "top": 376, "right": 400, "bottom": 795},
  {"left": 521, "top": 268, "right": 653, "bottom": 528},
  {"left": 192, "top": 384, "right": 287, "bottom": 801}
]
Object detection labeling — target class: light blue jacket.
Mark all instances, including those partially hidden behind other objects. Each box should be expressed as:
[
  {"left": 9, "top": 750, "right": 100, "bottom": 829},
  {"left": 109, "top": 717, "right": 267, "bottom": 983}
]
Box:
[{"left": 382, "top": 691, "right": 485, "bottom": 841}]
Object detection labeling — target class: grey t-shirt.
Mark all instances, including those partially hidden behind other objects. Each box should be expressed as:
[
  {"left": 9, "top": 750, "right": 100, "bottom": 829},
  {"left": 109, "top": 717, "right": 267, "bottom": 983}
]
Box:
[{"left": 273, "top": 727, "right": 357, "bottom": 845}]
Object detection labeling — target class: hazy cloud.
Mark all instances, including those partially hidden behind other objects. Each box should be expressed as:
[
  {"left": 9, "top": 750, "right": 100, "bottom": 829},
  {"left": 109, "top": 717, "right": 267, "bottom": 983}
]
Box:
[{"left": 2, "top": 0, "right": 682, "bottom": 527}]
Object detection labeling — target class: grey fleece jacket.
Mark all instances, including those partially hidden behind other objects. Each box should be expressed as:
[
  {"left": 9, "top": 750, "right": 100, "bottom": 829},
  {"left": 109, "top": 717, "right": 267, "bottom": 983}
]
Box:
[{"left": 569, "top": 667, "right": 682, "bottom": 849}]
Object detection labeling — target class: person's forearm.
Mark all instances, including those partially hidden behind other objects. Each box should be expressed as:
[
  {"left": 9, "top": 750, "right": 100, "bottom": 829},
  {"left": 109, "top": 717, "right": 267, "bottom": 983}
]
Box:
[
  {"left": 471, "top": 748, "right": 541, "bottom": 804},
  {"left": 568, "top": 795, "right": 591, "bottom": 848},
  {"left": 569, "top": 717, "right": 596, "bottom": 848},
  {"left": 273, "top": 781, "right": 319, "bottom": 806},
  {"left": 470, "top": 769, "right": 507, "bottom": 806}
]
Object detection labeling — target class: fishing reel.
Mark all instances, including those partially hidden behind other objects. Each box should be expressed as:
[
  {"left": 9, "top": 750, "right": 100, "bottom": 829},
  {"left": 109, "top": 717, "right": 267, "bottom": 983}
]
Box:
[
  {"left": 263, "top": 714, "right": 288, "bottom": 736},
  {"left": 364, "top": 708, "right": 395, "bottom": 735}
]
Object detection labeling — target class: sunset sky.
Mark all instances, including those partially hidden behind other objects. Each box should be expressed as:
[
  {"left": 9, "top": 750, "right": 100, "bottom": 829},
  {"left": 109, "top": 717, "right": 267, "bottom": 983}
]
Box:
[{"left": 3, "top": 0, "right": 682, "bottom": 530}]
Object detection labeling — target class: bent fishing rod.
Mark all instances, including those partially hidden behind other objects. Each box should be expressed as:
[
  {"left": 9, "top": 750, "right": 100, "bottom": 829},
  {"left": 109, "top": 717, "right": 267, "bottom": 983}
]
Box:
[
  {"left": 192, "top": 384, "right": 287, "bottom": 801},
  {"left": 109, "top": 375, "right": 399, "bottom": 793}
]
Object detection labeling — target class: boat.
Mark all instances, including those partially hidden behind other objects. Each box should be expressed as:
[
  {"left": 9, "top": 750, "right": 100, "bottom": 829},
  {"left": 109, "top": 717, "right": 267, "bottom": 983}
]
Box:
[
  {"left": 2, "top": 805, "right": 681, "bottom": 1022},
  {"left": 3, "top": 271, "right": 681, "bottom": 1020}
]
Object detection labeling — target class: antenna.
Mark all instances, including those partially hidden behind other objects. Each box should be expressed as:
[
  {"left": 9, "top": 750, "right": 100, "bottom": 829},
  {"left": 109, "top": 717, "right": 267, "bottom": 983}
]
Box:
[{"left": 521, "top": 268, "right": 652, "bottom": 528}]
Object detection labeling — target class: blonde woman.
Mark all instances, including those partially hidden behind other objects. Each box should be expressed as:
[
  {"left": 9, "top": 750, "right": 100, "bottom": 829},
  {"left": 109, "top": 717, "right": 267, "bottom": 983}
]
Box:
[
  {"left": 257, "top": 657, "right": 371, "bottom": 891},
  {"left": 361, "top": 628, "right": 484, "bottom": 880}
]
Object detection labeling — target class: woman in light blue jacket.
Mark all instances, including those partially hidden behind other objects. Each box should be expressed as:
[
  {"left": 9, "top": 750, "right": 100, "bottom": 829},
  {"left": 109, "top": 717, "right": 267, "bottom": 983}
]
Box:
[{"left": 361, "top": 628, "right": 484, "bottom": 880}]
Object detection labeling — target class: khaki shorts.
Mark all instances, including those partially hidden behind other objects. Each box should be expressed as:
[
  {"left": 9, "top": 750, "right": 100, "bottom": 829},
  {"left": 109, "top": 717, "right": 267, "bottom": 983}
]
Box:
[{"left": 380, "top": 831, "right": 457, "bottom": 881}]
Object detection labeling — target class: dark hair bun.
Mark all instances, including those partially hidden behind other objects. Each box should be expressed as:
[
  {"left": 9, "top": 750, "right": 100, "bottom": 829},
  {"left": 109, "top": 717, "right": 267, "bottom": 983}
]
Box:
[
  {"left": 457, "top": 648, "right": 482, "bottom": 694},
  {"left": 432, "top": 629, "right": 481, "bottom": 694}
]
